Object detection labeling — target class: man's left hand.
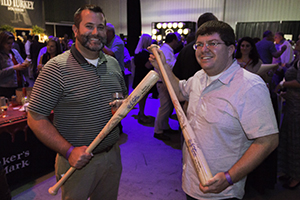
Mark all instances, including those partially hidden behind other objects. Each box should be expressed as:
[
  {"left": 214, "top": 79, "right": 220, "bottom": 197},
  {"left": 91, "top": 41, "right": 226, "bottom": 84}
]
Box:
[{"left": 199, "top": 172, "right": 231, "bottom": 194}]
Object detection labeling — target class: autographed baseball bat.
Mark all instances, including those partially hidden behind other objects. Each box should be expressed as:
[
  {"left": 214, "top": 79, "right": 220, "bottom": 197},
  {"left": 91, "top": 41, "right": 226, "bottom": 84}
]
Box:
[
  {"left": 148, "top": 44, "right": 213, "bottom": 186},
  {"left": 48, "top": 70, "right": 159, "bottom": 195}
]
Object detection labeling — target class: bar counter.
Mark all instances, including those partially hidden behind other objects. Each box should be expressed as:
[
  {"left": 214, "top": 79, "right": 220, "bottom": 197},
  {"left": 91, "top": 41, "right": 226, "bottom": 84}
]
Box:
[{"left": 0, "top": 106, "right": 56, "bottom": 190}]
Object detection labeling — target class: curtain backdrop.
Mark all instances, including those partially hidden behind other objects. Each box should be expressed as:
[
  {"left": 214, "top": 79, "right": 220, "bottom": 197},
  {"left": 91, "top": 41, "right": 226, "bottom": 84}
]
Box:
[{"left": 236, "top": 21, "right": 300, "bottom": 41}]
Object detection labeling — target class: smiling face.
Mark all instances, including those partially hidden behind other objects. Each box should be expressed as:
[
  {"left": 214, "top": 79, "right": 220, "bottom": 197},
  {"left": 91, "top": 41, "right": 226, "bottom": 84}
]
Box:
[
  {"left": 47, "top": 40, "right": 57, "bottom": 55},
  {"left": 73, "top": 9, "right": 106, "bottom": 57},
  {"left": 195, "top": 33, "right": 235, "bottom": 76},
  {"left": 240, "top": 40, "right": 252, "bottom": 56}
]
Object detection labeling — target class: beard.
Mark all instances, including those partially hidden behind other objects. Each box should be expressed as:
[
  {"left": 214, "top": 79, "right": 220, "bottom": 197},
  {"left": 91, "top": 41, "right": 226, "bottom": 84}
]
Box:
[{"left": 77, "top": 31, "right": 107, "bottom": 52}]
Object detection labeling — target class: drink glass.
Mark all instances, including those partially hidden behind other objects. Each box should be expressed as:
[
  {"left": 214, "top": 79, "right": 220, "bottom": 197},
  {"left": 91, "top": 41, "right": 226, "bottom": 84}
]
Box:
[
  {"left": 0, "top": 96, "right": 9, "bottom": 118},
  {"left": 111, "top": 92, "right": 124, "bottom": 115}
]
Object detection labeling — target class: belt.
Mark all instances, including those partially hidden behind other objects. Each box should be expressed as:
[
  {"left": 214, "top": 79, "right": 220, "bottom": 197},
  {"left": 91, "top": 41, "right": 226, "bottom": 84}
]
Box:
[{"left": 94, "top": 145, "right": 114, "bottom": 155}]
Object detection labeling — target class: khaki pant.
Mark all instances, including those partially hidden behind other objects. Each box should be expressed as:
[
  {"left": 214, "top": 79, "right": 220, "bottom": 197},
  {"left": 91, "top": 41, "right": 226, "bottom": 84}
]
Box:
[{"left": 55, "top": 144, "right": 122, "bottom": 200}]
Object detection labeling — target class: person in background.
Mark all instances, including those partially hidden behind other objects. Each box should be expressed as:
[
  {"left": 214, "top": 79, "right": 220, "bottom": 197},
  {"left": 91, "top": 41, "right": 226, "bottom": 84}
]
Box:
[
  {"left": 256, "top": 30, "right": 286, "bottom": 64},
  {"left": 274, "top": 32, "right": 294, "bottom": 68},
  {"left": 154, "top": 32, "right": 181, "bottom": 141},
  {"left": 150, "top": 20, "right": 278, "bottom": 200},
  {"left": 102, "top": 22, "right": 125, "bottom": 79},
  {"left": 24, "top": 34, "right": 33, "bottom": 78},
  {"left": 37, "top": 35, "right": 54, "bottom": 65},
  {"left": 173, "top": 12, "right": 218, "bottom": 80},
  {"left": 27, "top": 4, "right": 127, "bottom": 200},
  {"left": 0, "top": 31, "right": 29, "bottom": 98},
  {"left": 275, "top": 39, "right": 300, "bottom": 189},
  {"left": 256, "top": 30, "right": 288, "bottom": 121},
  {"left": 61, "top": 34, "right": 70, "bottom": 51},
  {"left": 30, "top": 35, "right": 44, "bottom": 79},
  {"left": 16, "top": 36, "right": 26, "bottom": 59},
  {"left": 132, "top": 33, "right": 155, "bottom": 125},
  {"left": 24, "top": 35, "right": 32, "bottom": 59},
  {"left": 235, "top": 37, "right": 262, "bottom": 74},
  {"left": 37, "top": 37, "right": 62, "bottom": 73},
  {"left": 252, "top": 37, "right": 261, "bottom": 44}
]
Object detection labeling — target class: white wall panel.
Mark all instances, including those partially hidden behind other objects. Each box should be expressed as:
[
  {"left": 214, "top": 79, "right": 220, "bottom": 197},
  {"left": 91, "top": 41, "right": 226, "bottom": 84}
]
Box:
[
  {"left": 139, "top": 0, "right": 300, "bottom": 35},
  {"left": 225, "top": 0, "right": 300, "bottom": 32},
  {"left": 140, "top": 0, "right": 225, "bottom": 34},
  {"left": 94, "top": 0, "right": 300, "bottom": 37},
  {"left": 96, "top": 0, "right": 126, "bottom": 34}
]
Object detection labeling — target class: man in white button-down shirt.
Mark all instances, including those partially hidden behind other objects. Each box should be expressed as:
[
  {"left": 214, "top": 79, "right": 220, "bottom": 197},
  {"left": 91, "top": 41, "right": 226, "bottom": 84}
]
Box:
[{"left": 150, "top": 20, "right": 278, "bottom": 200}]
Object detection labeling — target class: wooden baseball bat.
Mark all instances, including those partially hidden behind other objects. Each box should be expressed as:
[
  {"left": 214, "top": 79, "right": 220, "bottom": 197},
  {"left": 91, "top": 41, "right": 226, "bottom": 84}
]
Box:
[
  {"left": 148, "top": 44, "right": 213, "bottom": 186},
  {"left": 48, "top": 70, "right": 159, "bottom": 195}
]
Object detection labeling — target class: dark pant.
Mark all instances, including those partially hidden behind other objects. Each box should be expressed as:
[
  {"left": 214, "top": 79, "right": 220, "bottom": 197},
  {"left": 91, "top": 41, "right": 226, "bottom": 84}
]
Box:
[
  {"left": 0, "top": 164, "right": 11, "bottom": 200},
  {"left": 186, "top": 194, "right": 239, "bottom": 200}
]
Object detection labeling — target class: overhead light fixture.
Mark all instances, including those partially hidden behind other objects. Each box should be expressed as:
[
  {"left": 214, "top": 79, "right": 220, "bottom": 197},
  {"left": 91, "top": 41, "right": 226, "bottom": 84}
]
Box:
[
  {"left": 183, "top": 28, "right": 190, "bottom": 35},
  {"left": 177, "top": 29, "right": 183, "bottom": 35},
  {"left": 157, "top": 35, "right": 162, "bottom": 41},
  {"left": 168, "top": 22, "right": 173, "bottom": 29},
  {"left": 178, "top": 22, "right": 184, "bottom": 29},
  {"left": 156, "top": 23, "right": 162, "bottom": 29},
  {"left": 172, "top": 22, "right": 178, "bottom": 29},
  {"left": 152, "top": 29, "right": 158, "bottom": 35},
  {"left": 162, "top": 23, "right": 167, "bottom": 29}
]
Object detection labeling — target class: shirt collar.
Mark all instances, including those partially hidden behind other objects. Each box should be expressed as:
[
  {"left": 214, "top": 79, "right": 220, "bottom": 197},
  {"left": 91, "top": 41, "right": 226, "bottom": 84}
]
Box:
[
  {"left": 217, "top": 59, "right": 240, "bottom": 85},
  {"left": 70, "top": 44, "right": 107, "bottom": 66},
  {"left": 162, "top": 43, "right": 174, "bottom": 53}
]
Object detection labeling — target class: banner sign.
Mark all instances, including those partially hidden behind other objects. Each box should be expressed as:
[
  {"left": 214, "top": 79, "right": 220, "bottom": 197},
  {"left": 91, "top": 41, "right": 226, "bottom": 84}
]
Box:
[{"left": 0, "top": 0, "right": 44, "bottom": 29}]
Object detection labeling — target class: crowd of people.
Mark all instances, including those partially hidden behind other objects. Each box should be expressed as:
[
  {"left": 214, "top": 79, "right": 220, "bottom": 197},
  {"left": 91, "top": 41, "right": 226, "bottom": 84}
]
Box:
[
  {"left": 0, "top": 32, "right": 74, "bottom": 99},
  {"left": 1, "top": 3, "right": 300, "bottom": 200}
]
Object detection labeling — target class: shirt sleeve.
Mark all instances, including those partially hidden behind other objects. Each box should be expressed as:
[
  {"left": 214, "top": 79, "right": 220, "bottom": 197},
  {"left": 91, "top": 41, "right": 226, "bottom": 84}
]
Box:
[
  {"left": 269, "top": 43, "right": 277, "bottom": 54},
  {"left": 28, "top": 59, "right": 63, "bottom": 116},
  {"left": 178, "top": 79, "right": 191, "bottom": 101},
  {"left": 238, "top": 81, "right": 278, "bottom": 139}
]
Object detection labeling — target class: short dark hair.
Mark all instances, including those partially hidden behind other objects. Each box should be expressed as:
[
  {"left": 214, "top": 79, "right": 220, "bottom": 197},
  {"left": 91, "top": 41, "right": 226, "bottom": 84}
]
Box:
[
  {"left": 197, "top": 12, "right": 218, "bottom": 28},
  {"left": 27, "top": 35, "right": 33, "bottom": 40},
  {"left": 263, "top": 30, "right": 273, "bottom": 38},
  {"left": 235, "top": 37, "right": 260, "bottom": 66},
  {"left": 165, "top": 33, "right": 178, "bottom": 43},
  {"left": 74, "top": 4, "right": 105, "bottom": 28},
  {"left": 196, "top": 20, "right": 235, "bottom": 46},
  {"left": 276, "top": 32, "right": 284, "bottom": 38},
  {"left": 47, "top": 37, "right": 62, "bottom": 55}
]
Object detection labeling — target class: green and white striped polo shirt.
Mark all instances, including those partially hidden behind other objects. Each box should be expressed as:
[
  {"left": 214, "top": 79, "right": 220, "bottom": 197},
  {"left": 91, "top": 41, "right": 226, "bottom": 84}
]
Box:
[{"left": 28, "top": 45, "right": 127, "bottom": 153}]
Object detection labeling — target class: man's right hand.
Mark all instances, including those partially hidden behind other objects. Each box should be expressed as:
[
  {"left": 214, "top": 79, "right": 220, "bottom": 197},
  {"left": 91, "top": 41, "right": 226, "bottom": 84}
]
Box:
[
  {"left": 149, "top": 48, "right": 167, "bottom": 71},
  {"left": 68, "top": 146, "right": 93, "bottom": 169}
]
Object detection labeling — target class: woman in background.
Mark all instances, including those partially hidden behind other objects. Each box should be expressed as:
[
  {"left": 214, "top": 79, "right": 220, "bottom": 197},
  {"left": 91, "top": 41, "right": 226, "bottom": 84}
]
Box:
[
  {"left": 37, "top": 37, "right": 62, "bottom": 73},
  {"left": 132, "top": 34, "right": 155, "bottom": 125},
  {"left": 0, "top": 31, "right": 29, "bottom": 98},
  {"left": 275, "top": 39, "right": 300, "bottom": 189},
  {"left": 235, "top": 36, "right": 262, "bottom": 74}
]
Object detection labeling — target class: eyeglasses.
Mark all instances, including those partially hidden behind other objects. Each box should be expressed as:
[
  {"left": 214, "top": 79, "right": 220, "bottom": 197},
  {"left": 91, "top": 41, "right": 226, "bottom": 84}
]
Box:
[{"left": 193, "top": 42, "right": 225, "bottom": 50}]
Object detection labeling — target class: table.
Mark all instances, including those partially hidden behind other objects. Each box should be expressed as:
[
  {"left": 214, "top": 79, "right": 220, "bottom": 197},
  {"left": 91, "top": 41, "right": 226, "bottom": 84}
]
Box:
[{"left": 0, "top": 107, "right": 56, "bottom": 190}]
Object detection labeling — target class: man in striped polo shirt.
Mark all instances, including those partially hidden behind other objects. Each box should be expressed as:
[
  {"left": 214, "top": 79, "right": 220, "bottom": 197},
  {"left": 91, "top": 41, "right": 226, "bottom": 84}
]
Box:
[{"left": 27, "top": 4, "right": 127, "bottom": 200}]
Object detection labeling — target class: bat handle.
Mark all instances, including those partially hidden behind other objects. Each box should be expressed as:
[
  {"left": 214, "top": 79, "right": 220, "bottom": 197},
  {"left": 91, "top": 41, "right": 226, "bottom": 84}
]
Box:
[{"left": 48, "top": 167, "right": 76, "bottom": 195}]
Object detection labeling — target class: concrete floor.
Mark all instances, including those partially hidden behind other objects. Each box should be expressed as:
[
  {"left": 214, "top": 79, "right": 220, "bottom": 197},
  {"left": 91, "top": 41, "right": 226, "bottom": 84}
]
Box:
[{"left": 11, "top": 77, "right": 300, "bottom": 200}]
